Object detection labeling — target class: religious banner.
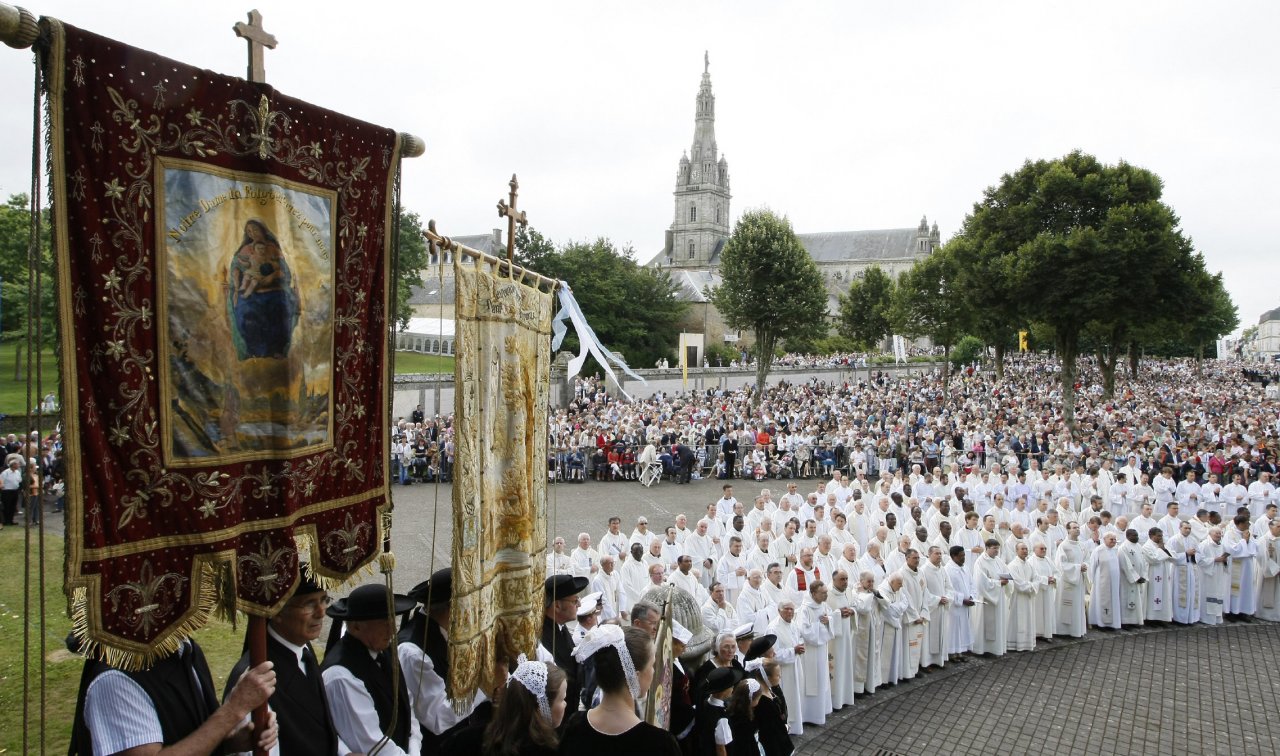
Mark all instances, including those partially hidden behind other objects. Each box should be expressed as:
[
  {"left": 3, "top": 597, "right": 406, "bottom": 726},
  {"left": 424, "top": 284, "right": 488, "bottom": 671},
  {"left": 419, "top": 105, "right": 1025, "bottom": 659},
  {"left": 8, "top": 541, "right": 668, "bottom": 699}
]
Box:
[
  {"left": 448, "top": 259, "right": 553, "bottom": 704},
  {"left": 45, "top": 20, "right": 400, "bottom": 666}
]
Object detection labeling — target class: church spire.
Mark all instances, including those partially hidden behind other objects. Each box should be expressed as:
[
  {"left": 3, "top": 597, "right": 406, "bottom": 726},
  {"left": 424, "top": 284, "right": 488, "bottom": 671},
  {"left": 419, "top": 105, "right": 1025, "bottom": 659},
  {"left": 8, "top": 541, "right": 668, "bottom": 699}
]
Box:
[{"left": 668, "top": 53, "right": 731, "bottom": 268}]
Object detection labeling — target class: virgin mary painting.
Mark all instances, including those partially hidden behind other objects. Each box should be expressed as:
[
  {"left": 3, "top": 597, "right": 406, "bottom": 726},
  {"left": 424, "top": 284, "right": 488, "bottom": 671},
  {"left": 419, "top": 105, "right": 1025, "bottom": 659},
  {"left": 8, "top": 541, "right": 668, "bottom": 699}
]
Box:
[{"left": 227, "top": 219, "right": 300, "bottom": 360}]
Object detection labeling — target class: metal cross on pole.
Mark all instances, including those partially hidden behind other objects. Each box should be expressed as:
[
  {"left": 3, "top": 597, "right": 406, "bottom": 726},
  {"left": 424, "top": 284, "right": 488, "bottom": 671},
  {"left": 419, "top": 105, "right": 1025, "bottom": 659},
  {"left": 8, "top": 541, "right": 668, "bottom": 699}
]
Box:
[
  {"left": 497, "top": 173, "right": 528, "bottom": 269},
  {"left": 233, "top": 9, "right": 277, "bottom": 83}
]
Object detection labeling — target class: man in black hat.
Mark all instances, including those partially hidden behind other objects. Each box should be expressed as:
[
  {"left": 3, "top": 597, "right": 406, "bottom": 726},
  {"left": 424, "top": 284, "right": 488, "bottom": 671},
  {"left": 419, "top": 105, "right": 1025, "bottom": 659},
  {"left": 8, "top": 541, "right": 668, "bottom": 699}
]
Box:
[
  {"left": 322, "top": 583, "right": 418, "bottom": 755},
  {"left": 541, "top": 573, "right": 588, "bottom": 711},
  {"left": 225, "top": 574, "right": 345, "bottom": 755},
  {"left": 69, "top": 637, "right": 278, "bottom": 755},
  {"left": 398, "top": 567, "right": 494, "bottom": 750}
]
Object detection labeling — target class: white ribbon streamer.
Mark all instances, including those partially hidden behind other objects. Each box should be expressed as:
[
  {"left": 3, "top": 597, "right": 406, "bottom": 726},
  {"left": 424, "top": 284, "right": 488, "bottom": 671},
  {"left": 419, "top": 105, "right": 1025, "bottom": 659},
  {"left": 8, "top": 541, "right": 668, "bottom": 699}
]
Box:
[{"left": 552, "top": 284, "right": 646, "bottom": 400}]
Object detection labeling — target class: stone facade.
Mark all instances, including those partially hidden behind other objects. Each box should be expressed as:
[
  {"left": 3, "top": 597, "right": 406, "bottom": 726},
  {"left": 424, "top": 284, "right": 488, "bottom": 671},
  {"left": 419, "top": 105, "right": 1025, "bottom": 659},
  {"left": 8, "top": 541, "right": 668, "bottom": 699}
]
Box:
[{"left": 649, "top": 54, "right": 941, "bottom": 340}]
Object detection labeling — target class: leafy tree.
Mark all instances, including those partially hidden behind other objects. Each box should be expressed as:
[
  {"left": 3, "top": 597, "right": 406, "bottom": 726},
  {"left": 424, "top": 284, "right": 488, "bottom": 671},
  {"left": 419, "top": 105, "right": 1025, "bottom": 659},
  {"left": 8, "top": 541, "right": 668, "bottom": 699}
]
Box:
[
  {"left": 0, "top": 194, "right": 57, "bottom": 381},
  {"left": 948, "top": 234, "right": 1019, "bottom": 380},
  {"left": 711, "top": 208, "right": 827, "bottom": 399},
  {"left": 951, "top": 335, "right": 984, "bottom": 371},
  {"left": 1180, "top": 263, "right": 1239, "bottom": 371},
  {"left": 889, "top": 246, "right": 969, "bottom": 382},
  {"left": 513, "top": 224, "right": 557, "bottom": 273},
  {"left": 959, "top": 152, "right": 1200, "bottom": 428},
  {"left": 837, "top": 264, "right": 894, "bottom": 349},
  {"left": 392, "top": 209, "right": 431, "bottom": 331}
]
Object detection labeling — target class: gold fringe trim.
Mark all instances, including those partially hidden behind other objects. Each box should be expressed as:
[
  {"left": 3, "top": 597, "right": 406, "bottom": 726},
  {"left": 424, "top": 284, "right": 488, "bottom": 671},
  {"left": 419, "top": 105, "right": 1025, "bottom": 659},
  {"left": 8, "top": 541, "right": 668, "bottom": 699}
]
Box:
[
  {"left": 68, "top": 561, "right": 223, "bottom": 672},
  {"left": 379, "top": 551, "right": 396, "bottom": 574}
]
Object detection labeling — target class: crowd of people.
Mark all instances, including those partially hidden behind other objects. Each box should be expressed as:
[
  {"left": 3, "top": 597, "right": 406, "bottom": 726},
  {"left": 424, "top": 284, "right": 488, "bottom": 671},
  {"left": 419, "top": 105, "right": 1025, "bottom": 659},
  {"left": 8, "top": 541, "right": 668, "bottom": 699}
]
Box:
[{"left": 71, "top": 355, "right": 1280, "bottom": 755}]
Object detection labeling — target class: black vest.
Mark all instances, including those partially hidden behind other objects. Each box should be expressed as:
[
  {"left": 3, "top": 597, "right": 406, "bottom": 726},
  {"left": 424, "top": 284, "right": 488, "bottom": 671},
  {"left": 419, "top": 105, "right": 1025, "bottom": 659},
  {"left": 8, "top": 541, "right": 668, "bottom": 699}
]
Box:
[
  {"left": 226, "top": 634, "right": 340, "bottom": 756},
  {"left": 69, "top": 642, "right": 219, "bottom": 755},
  {"left": 320, "top": 633, "right": 412, "bottom": 752},
  {"left": 397, "top": 611, "right": 473, "bottom": 749},
  {"left": 541, "top": 615, "right": 580, "bottom": 709}
]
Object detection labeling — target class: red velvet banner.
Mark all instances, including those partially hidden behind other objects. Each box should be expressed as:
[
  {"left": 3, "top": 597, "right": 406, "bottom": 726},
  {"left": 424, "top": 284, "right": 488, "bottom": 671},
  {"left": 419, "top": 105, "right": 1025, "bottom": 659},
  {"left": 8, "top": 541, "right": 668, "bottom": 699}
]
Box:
[{"left": 44, "top": 20, "right": 397, "bottom": 664}]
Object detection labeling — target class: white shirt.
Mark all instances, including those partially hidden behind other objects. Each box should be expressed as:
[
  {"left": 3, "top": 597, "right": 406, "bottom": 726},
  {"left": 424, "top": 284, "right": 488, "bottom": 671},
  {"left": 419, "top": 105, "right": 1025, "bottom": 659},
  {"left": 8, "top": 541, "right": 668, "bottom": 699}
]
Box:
[{"left": 325, "top": 650, "right": 422, "bottom": 756}]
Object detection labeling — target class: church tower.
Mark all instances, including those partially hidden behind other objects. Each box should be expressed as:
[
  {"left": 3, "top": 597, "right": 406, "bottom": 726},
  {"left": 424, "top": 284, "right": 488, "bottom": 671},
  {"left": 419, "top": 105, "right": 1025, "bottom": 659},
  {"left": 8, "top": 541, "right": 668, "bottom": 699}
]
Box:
[{"left": 667, "top": 52, "right": 730, "bottom": 268}]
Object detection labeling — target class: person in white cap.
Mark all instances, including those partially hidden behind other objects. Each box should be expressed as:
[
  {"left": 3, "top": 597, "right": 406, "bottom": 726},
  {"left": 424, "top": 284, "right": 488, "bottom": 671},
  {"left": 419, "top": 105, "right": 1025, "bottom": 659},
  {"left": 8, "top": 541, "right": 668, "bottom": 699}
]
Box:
[{"left": 573, "top": 592, "right": 602, "bottom": 643}]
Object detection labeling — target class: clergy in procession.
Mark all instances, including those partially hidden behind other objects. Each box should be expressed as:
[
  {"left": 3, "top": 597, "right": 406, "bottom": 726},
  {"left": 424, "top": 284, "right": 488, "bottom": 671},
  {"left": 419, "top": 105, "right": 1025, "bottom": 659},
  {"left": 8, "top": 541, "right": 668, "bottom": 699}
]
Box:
[
  {"left": 225, "top": 574, "right": 342, "bottom": 755},
  {"left": 1223, "top": 513, "right": 1260, "bottom": 620},
  {"left": 1055, "top": 522, "right": 1089, "bottom": 637},
  {"left": 1087, "top": 532, "right": 1124, "bottom": 630},
  {"left": 738, "top": 569, "right": 771, "bottom": 632},
  {"left": 1257, "top": 519, "right": 1280, "bottom": 621},
  {"left": 851, "top": 571, "right": 891, "bottom": 695},
  {"left": 768, "top": 600, "right": 807, "bottom": 735},
  {"left": 1118, "top": 529, "right": 1148, "bottom": 628},
  {"left": 971, "top": 540, "right": 1011, "bottom": 656},
  {"left": 1027, "top": 541, "right": 1058, "bottom": 641},
  {"left": 1198, "top": 527, "right": 1231, "bottom": 625},
  {"left": 1005, "top": 542, "right": 1041, "bottom": 652},
  {"left": 877, "top": 574, "right": 910, "bottom": 685},
  {"left": 825, "top": 570, "right": 859, "bottom": 709},
  {"left": 785, "top": 547, "right": 823, "bottom": 602},
  {"left": 896, "top": 550, "right": 930, "bottom": 678},
  {"left": 399, "top": 568, "right": 492, "bottom": 750},
  {"left": 798, "top": 581, "right": 835, "bottom": 726},
  {"left": 322, "top": 584, "right": 420, "bottom": 756},
  {"left": 919, "top": 545, "right": 953, "bottom": 669},
  {"left": 1168, "top": 520, "right": 1201, "bottom": 625},
  {"left": 1142, "top": 527, "right": 1176, "bottom": 623},
  {"left": 944, "top": 546, "right": 976, "bottom": 659}
]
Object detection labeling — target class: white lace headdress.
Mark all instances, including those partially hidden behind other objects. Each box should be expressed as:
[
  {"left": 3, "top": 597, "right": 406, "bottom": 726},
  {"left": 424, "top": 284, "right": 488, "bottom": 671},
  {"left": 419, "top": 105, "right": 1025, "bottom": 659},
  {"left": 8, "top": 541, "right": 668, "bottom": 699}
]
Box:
[
  {"left": 573, "top": 624, "right": 640, "bottom": 701},
  {"left": 745, "top": 678, "right": 761, "bottom": 697},
  {"left": 744, "top": 658, "right": 765, "bottom": 676},
  {"left": 508, "top": 654, "right": 551, "bottom": 722}
]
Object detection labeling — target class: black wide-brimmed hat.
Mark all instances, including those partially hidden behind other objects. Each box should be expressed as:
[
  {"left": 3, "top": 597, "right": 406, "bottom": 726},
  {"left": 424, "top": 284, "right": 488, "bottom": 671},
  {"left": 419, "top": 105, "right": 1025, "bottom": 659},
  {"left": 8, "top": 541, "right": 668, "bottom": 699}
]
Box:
[
  {"left": 744, "top": 633, "right": 777, "bottom": 662},
  {"left": 408, "top": 567, "right": 452, "bottom": 606},
  {"left": 293, "top": 572, "right": 325, "bottom": 597},
  {"left": 327, "top": 584, "right": 415, "bottom": 621},
  {"left": 545, "top": 574, "right": 589, "bottom": 600},
  {"left": 705, "top": 666, "right": 744, "bottom": 694}
]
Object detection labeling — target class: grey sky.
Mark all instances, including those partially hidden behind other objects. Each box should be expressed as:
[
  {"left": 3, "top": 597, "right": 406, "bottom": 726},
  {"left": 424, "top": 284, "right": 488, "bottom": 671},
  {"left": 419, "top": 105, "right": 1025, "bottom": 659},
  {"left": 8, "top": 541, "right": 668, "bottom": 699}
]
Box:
[{"left": 1, "top": 1, "right": 1275, "bottom": 333}]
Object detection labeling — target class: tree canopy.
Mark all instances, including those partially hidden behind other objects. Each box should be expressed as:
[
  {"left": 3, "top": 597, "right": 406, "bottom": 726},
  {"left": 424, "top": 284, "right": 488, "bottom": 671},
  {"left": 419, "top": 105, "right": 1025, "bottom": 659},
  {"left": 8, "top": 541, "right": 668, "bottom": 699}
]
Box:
[
  {"left": 393, "top": 209, "right": 430, "bottom": 330},
  {"left": 711, "top": 208, "right": 827, "bottom": 397},
  {"left": 837, "top": 264, "right": 895, "bottom": 350},
  {"left": 0, "top": 194, "right": 55, "bottom": 344},
  {"left": 889, "top": 246, "right": 968, "bottom": 380}
]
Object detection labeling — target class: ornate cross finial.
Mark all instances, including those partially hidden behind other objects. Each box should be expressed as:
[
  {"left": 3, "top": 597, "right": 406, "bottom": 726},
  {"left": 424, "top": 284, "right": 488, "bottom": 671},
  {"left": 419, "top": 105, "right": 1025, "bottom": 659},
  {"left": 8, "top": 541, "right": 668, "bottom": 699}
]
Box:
[
  {"left": 704, "top": 51, "right": 709, "bottom": 73},
  {"left": 497, "top": 174, "right": 528, "bottom": 267},
  {"left": 233, "top": 9, "right": 278, "bottom": 83}
]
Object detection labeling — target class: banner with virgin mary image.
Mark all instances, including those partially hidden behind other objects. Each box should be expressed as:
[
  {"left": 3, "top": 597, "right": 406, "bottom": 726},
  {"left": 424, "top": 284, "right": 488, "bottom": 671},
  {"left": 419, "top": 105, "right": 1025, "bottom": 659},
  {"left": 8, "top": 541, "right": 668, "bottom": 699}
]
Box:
[{"left": 44, "top": 19, "right": 399, "bottom": 666}]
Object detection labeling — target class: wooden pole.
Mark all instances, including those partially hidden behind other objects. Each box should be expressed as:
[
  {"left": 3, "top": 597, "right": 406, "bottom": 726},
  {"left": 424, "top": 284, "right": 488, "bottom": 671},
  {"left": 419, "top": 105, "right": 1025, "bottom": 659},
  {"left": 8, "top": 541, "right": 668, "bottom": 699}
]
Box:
[{"left": 248, "top": 615, "right": 269, "bottom": 756}]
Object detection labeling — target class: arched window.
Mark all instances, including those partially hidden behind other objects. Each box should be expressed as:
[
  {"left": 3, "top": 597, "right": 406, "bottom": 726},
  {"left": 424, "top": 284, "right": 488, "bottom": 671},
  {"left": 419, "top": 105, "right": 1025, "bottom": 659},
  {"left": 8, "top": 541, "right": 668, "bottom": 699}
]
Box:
[
  {"left": 688, "top": 241, "right": 696, "bottom": 259},
  {"left": 715, "top": 207, "right": 721, "bottom": 223},
  {"left": 689, "top": 204, "right": 697, "bottom": 222}
]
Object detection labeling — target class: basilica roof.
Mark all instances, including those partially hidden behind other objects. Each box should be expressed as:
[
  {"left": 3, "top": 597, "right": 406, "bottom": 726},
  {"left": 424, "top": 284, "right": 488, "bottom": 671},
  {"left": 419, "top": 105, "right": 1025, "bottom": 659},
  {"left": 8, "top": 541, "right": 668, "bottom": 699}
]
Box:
[{"left": 796, "top": 228, "right": 922, "bottom": 263}]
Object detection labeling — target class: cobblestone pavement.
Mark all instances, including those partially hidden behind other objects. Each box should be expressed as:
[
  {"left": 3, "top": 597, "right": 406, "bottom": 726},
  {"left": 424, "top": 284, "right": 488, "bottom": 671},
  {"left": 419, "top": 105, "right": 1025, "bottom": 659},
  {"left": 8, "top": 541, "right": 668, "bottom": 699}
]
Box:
[{"left": 798, "top": 621, "right": 1280, "bottom": 756}]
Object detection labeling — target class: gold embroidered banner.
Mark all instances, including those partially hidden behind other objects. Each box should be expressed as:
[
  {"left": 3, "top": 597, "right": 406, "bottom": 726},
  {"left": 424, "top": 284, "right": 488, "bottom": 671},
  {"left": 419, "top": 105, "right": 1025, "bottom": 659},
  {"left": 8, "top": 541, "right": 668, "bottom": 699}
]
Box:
[
  {"left": 45, "top": 20, "right": 398, "bottom": 666},
  {"left": 448, "top": 261, "right": 552, "bottom": 703}
]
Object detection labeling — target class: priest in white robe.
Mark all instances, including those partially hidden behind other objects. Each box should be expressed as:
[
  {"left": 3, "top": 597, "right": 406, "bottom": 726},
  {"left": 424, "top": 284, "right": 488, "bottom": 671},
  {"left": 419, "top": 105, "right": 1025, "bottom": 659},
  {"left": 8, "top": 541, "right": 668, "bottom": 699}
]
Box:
[
  {"left": 1006, "top": 542, "right": 1041, "bottom": 652},
  {"left": 768, "top": 600, "right": 807, "bottom": 736},
  {"left": 1223, "top": 515, "right": 1260, "bottom": 617},
  {"left": 1087, "top": 533, "right": 1123, "bottom": 629},
  {"left": 1198, "top": 527, "right": 1230, "bottom": 626},
  {"left": 798, "top": 582, "right": 835, "bottom": 725},
  {"left": 1257, "top": 519, "right": 1280, "bottom": 621},
  {"left": 825, "top": 570, "right": 859, "bottom": 709},
  {"left": 1055, "top": 523, "right": 1088, "bottom": 637},
  {"left": 1167, "top": 521, "right": 1201, "bottom": 625},
  {"left": 1141, "top": 528, "right": 1175, "bottom": 622},
  {"left": 851, "top": 571, "right": 891, "bottom": 695},
  {"left": 736, "top": 570, "right": 771, "bottom": 633},
  {"left": 876, "top": 574, "right": 909, "bottom": 685},
  {"left": 919, "top": 546, "right": 953, "bottom": 669},
  {"left": 896, "top": 551, "right": 930, "bottom": 679},
  {"left": 1118, "top": 529, "right": 1148, "bottom": 627},
  {"left": 944, "top": 546, "right": 976, "bottom": 657},
  {"left": 971, "top": 540, "right": 1011, "bottom": 656},
  {"left": 1028, "top": 541, "right": 1058, "bottom": 641}
]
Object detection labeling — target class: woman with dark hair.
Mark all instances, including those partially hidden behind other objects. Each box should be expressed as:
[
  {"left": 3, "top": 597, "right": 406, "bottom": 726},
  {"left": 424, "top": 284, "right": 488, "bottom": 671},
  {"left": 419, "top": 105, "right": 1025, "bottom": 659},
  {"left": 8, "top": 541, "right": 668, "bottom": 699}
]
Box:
[
  {"left": 748, "top": 659, "right": 794, "bottom": 756},
  {"left": 476, "top": 657, "right": 567, "bottom": 756},
  {"left": 226, "top": 218, "right": 299, "bottom": 360},
  {"left": 725, "top": 678, "right": 765, "bottom": 756},
  {"left": 558, "top": 625, "right": 680, "bottom": 756}
]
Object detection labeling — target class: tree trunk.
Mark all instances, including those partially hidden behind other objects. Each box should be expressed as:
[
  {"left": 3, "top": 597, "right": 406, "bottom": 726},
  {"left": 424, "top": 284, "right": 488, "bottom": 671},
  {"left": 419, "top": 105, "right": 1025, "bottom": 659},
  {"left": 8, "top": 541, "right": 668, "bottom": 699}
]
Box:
[
  {"left": 942, "top": 344, "right": 952, "bottom": 385},
  {"left": 1195, "top": 343, "right": 1204, "bottom": 377},
  {"left": 1127, "top": 340, "right": 1139, "bottom": 379},
  {"left": 1098, "top": 344, "right": 1118, "bottom": 400},
  {"left": 1058, "top": 334, "right": 1078, "bottom": 435},
  {"left": 753, "top": 332, "right": 774, "bottom": 409},
  {"left": 993, "top": 342, "right": 1006, "bottom": 382}
]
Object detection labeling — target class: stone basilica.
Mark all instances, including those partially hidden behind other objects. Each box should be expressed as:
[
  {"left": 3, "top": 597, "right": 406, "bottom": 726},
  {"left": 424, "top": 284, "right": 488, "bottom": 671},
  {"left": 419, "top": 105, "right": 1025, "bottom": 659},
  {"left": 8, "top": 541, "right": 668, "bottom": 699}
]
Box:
[{"left": 648, "top": 55, "right": 940, "bottom": 346}]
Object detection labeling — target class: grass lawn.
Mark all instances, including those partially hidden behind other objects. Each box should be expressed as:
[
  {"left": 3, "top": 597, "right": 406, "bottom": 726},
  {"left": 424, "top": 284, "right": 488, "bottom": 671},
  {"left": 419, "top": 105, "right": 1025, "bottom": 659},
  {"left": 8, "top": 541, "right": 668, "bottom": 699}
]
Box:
[
  {"left": 0, "top": 524, "right": 252, "bottom": 754},
  {"left": 393, "top": 351, "right": 454, "bottom": 375},
  {"left": 0, "top": 342, "right": 60, "bottom": 417}
]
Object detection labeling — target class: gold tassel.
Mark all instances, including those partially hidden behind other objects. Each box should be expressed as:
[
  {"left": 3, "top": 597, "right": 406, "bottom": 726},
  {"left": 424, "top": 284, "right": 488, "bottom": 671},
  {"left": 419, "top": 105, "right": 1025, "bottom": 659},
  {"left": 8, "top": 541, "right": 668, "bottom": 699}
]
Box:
[{"left": 380, "top": 551, "right": 396, "bottom": 574}]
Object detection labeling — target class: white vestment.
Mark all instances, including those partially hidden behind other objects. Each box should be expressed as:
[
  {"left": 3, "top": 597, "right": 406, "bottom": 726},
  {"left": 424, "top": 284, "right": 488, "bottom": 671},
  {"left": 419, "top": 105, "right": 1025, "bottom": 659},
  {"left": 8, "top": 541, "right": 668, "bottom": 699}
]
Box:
[
  {"left": 1197, "top": 538, "right": 1230, "bottom": 625},
  {"left": 1006, "top": 557, "right": 1040, "bottom": 652},
  {"left": 825, "top": 587, "right": 859, "bottom": 708},
  {"left": 919, "top": 561, "right": 952, "bottom": 667},
  {"left": 1087, "top": 545, "right": 1123, "bottom": 629},
  {"left": 1167, "top": 534, "right": 1201, "bottom": 624},
  {"left": 798, "top": 597, "right": 835, "bottom": 725},
  {"left": 876, "top": 581, "right": 910, "bottom": 685},
  {"left": 1028, "top": 554, "right": 1058, "bottom": 640},
  {"left": 896, "top": 567, "right": 929, "bottom": 679},
  {"left": 1054, "top": 539, "right": 1088, "bottom": 637},
  {"left": 971, "top": 554, "right": 1010, "bottom": 656},
  {"left": 1118, "top": 541, "right": 1147, "bottom": 625},
  {"left": 851, "top": 590, "right": 885, "bottom": 694},
  {"left": 1141, "top": 540, "right": 1175, "bottom": 622},
  {"left": 1223, "top": 528, "right": 1260, "bottom": 615},
  {"left": 737, "top": 584, "right": 772, "bottom": 634},
  {"left": 1257, "top": 532, "right": 1280, "bottom": 621},
  {"left": 944, "top": 561, "right": 975, "bottom": 654},
  {"left": 768, "top": 615, "right": 806, "bottom": 736}
]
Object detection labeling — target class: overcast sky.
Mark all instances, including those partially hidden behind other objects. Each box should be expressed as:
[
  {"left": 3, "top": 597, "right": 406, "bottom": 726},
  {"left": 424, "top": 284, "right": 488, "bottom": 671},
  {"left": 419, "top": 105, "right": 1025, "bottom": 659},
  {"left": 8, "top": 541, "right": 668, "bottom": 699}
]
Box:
[{"left": 1, "top": 1, "right": 1276, "bottom": 333}]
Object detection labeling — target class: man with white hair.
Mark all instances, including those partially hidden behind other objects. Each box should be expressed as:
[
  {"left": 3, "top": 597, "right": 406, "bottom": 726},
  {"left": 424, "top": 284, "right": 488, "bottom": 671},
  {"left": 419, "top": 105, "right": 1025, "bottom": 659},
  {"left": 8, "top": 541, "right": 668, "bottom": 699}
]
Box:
[
  {"left": 569, "top": 533, "right": 600, "bottom": 579},
  {"left": 737, "top": 569, "right": 771, "bottom": 632},
  {"left": 715, "top": 535, "right": 748, "bottom": 605},
  {"left": 1198, "top": 526, "right": 1230, "bottom": 625},
  {"left": 857, "top": 541, "right": 888, "bottom": 586},
  {"left": 592, "top": 555, "right": 626, "bottom": 622},
  {"left": 768, "top": 600, "right": 807, "bottom": 736},
  {"left": 747, "top": 532, "right": 774, "bottom": 574},
  {"left": 1087, "top": 532, "right": 1123, "bottom": 630},
  {"left": 701, "top": 581, "right": 737, "bottom": 635},
  {"left": 1167, "top": 521, "right": 1200, "bottom": 625},
  {"left": 798, "top": 581, "right": 835, "bottom": 726},
  {"left": 825, "top": 570, "right": 859, "bottom": 709},
  {"left": 877, "top": 574, "right": 909, "bottom": 686},
  {"left": 1028, "top": 541, "right": 1058, "bottom": 641},
  {"left": 1223, "top": 513, "right": 1260, "bottom": 620},
  {"left": 813, "top": 535, "right": 839, "bottom": 581},
  {"left": 1055, "top": 522, "right": 1088, "bottom": 637},
  {"left": 972, "top": 540, "right": 1010, "bottom": 655},
  {"left": 919, "top": 545, "right": 953, "bottom": 669},
  {"left": 599, "top": 516, "right": 630, "bottom": 564},
  {"left": 628, "top": 516, "right": 653, "bottom": 550},
  {"left": 1142, "top": 527, "right": 1176, "bottom": 623},
  {"left": 1248, "top": 471, "right": 1276, "bottom": 520},
  {"left": 1257, "top": 519, "right": 1280, "bottom": 621},
  {"left": 546, "top": 537, "right": 571, "bottom": 576}
]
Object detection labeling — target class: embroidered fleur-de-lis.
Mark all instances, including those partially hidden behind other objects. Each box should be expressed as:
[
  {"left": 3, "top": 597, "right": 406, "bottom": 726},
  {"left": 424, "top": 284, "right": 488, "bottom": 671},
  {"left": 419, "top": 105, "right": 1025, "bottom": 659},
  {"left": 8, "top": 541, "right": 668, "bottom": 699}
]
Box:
[
  {"left": 244, "top": 94, "right": 292, "bottom": 160},
  {"left": 238, "top": 535, "right": 295, "bottom": 600},
  {"left": 323, "top": 513, "right": 372, "bottom": 570},
  {"left": 105, "top": 560, "right": 187, "bottom": 635}
]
